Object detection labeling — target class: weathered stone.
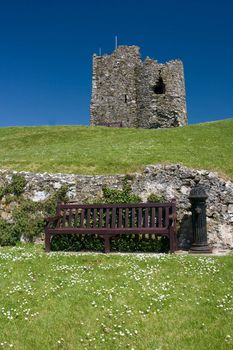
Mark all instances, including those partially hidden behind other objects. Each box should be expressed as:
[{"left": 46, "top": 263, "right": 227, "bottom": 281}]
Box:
[
  {"left": 31, "top": 191, "right": 50, "bottom": 202},
  {"left": 1, "top": 211, "right": 12, "bottom": 221},
  {"left": 180, "top": 186, "right": 189, "bottom": 195},
  {"left": 90, "top": 46, "right": 187, "bottom": 129},
  {"left": 8, "top": 202, "right": 18, "bottom": 211},
  {"left": 53, "top": 182, "right": 62, "bottom": 190}
]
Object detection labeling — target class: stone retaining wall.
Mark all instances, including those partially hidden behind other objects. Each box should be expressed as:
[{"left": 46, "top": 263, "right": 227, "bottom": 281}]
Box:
[{"left": 0, "top": 164, "right": 232, "bottom": 249}]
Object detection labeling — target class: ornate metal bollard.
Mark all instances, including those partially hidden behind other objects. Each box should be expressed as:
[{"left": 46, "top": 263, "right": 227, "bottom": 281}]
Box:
[{"left": 189, "top": 184, "right": 212, "bottom": 253}]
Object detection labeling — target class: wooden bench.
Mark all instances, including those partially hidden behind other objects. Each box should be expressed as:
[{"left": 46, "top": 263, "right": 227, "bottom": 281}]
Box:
[{"left": 44, "top": 199, "right": 177, "bottom": 253}]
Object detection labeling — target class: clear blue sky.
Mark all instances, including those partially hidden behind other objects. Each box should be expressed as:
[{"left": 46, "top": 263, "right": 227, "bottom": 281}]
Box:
[{"left": 0, "top": 0, "right": 232, "bottom": 127}]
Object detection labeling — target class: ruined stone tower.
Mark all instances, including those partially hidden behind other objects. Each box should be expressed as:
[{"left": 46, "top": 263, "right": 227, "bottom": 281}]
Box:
[{"left": 90, "top": 45, "right": 187, "bottom": 128}]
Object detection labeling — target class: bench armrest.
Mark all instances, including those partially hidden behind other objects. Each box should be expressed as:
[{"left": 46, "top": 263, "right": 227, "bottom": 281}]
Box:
[
  {"left": 44, "top": 215, "right": 62, "bottom": 228},
  {"left": 44, "top": 215, "right": 61, "bottom": 222},
  {"left": 169, "top": 213, "right": 177, "bottom": 227}
]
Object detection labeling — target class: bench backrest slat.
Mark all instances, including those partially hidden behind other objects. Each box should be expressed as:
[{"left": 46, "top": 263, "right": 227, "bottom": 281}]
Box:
[
  {"left": 99, "top": 208, "right": 103, "bottom": 227},
  {"left": 93, "top": 209, "right": 97, "bottom": 227},
  {"left": 68, "top": 209, "right": 73, "bottom": 226},
  {"left": 138, "top": 208, "right": 142, "bottom": 228},
  {"left": 57, "top": 201, "right": 175, "bottom": 230},
  {"left": 165, "top": 207, "right": 169, "bottom": 227},
  {"left": 86, "top": 208, "right": 91, "bottom": 227},
  {"left": 151, "top": 207, "right": 155, "bottom": 228},
  {"left": 62, "top": 209, "right": 67, "bottom": 227},
  {"left": 131, "top": 208, "right": 135, "bottom": 228},
  {"left": 106, "top": 208, "right": 110, "bottom": 228},
  {"left": 158, "top": 207, "right": 163, "bottom": 227},
  {"left": 144, "top": 208, "right": 149, "bottom": 228},
  {"left": 80, "top": 209, "right": 84, "bottom": 227},
  {"left": 74, "top": 209, "right": 79, "bottom": 226},
  {"left": 118, "top": 208, "right": 122, "bottom": 228},
  {"left": 125, "top": 208, "right": 129, "bottom": 227},
  {"left": 111, "top": 207, "right": 116, "bottom": 228}
]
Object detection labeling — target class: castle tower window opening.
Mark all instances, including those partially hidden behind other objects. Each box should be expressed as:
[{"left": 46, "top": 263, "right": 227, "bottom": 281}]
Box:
[{"left": 152, "top": 77, "right": 166, "bottom": 94}]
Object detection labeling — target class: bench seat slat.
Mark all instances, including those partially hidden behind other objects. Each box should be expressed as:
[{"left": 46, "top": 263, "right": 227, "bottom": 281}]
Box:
[{"left": 47, "top": 227, "right": 170, "bottom": 235}]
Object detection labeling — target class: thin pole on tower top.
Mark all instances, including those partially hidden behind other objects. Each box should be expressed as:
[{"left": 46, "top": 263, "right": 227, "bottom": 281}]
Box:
[
  {"left": 115, "top": 35, "right": 118, "bottom": 49},
  {"left": 99, "top": 47, "right": 102, "bottom": 56}
]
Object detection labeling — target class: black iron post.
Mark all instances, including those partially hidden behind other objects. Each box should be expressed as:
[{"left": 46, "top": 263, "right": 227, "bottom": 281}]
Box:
[{"left": 189, "top": 184, "right": 212, "bottom": 253}]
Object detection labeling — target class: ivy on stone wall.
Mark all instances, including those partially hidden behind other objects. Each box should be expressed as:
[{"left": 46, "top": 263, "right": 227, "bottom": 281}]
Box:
[
  {"left": 0, "top": 178, "right": 68, "bottom": 246},
  {"left": 0, "top": 174, "right": 26, "bottom": 199},
  {"left": 101, "top": 177, "right": 142, "bottom": 204}
]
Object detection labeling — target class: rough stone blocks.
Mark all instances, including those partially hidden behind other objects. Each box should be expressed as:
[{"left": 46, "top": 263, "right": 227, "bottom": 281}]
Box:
[{"left": 90, "top": 45, "right": 188, "bottom": 129}]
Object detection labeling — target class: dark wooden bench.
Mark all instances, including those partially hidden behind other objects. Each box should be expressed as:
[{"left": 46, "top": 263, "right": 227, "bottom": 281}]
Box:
[{"left": 44, "top": 199, "right": 177, "bottom": 253}]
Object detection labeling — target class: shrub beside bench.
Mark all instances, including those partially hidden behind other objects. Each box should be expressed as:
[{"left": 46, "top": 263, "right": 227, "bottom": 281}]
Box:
[{"left": 44, "top": 199, "right": 177, "bottom": 253}]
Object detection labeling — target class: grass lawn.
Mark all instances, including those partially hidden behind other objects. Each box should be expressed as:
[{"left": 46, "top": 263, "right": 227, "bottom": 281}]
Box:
[
  {"left": 0, "top": 245, "right": 232, "bottom": 349},
  {"left": 0, "top": 118, "right": 232, "bottom": 178}
]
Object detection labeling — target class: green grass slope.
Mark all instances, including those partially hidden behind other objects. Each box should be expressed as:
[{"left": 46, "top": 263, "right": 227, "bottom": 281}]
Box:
[
  {"left": 0, "top": 118, "right": 232, "bottom": 178},
  {"left": 0, "top": 245, "right": 233, "bottom": 350}
]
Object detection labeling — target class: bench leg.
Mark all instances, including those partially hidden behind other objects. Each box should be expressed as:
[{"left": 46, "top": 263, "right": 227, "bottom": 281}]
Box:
[
  {"left": 45, "top": 232, "right": 51, "bottom": 253},
  {"left": 104, "top": 236, "right": 111, "bottom": 253}
]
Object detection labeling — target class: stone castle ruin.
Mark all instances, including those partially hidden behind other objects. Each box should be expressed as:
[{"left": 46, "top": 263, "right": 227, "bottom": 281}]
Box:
[{"left": 90, "top": 45, "right": 188, "bottom": 129}]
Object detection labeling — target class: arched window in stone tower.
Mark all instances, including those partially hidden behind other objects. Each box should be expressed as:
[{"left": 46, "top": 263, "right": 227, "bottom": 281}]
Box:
[{"left": 152, "top": 77, "right": 166, "bottom": 94}]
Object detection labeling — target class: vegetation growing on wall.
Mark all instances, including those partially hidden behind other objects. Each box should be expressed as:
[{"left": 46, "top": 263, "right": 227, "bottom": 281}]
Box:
[
  {"left": 0, "top": 175, "right": 68, "bottom": 246},
  {"left": 0, "top": 174, "right": 26, "bottom": 199}
]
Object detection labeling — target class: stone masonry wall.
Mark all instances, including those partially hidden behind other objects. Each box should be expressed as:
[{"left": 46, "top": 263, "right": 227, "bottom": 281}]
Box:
[
  {"left": 90, "top": 45, "right": 188, "bottom": 129},
  {"left": 90, "top": 46, "right": 140, "bottom": 128},
  {"left": 136, "top": 59, "right": 187, "bottom": 128},
  {"left": 0, "top": 164, "right": 232, "bottom": 249}
]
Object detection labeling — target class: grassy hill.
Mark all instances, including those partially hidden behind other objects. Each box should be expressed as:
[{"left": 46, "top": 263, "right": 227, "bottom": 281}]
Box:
[{"left": 0, "top": 118, "right": 232, "bottom": 178}]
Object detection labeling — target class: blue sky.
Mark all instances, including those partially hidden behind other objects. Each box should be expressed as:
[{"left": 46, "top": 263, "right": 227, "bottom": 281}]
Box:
[{"left": 0, "top": 0, "right": 232, "bottom": 127}]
